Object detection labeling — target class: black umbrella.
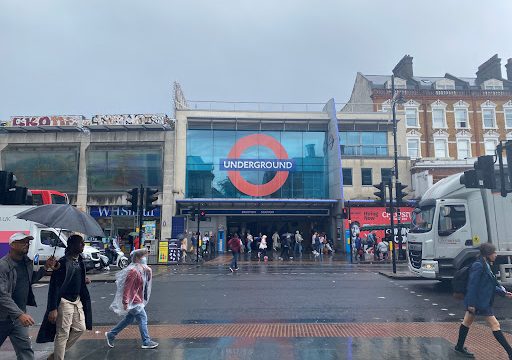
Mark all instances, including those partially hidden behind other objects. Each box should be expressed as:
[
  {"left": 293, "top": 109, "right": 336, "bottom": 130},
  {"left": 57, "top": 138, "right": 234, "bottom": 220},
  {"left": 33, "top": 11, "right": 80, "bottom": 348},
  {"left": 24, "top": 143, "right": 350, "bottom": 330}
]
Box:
[{"left": 15, "top": 204, "right": 105, "bottom": 237}]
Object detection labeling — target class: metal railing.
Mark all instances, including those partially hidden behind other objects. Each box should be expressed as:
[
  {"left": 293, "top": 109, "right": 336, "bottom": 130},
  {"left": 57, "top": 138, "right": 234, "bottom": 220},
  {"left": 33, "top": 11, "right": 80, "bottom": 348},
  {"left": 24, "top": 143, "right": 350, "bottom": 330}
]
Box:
[
  {"left": 372, "top": 88, "right": 512, "bottom": 98},
  {"left": 340, "top": 144, "right": 402, "bottom": 157},
  {"left": 184, "top": 101, "right": 378, "bottom": 113}
]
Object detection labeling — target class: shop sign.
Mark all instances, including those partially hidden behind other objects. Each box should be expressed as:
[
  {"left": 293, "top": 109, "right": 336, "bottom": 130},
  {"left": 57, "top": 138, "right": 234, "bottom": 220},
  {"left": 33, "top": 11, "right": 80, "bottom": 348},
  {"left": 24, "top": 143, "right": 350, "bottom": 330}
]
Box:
[
  {"left": 221, "top": 134, "right": 292, "bottom": 196},
  {"left": 90, "top": 113, "right": 168, "bottom": 125},
  {"left": 181, "top": 209, "right": 329, "bottom": 216},
  {"left": 143, "top": 221, "right": 156, "bottom": 240},
  {"left": 158, "top": 241, "right": 168, "bottom": 263},
  {"left": 10, "top": 115, "right": 84, "bottom": 127},
  {"left": 89, "top": 206, "right": 161, "bottom": 218}
]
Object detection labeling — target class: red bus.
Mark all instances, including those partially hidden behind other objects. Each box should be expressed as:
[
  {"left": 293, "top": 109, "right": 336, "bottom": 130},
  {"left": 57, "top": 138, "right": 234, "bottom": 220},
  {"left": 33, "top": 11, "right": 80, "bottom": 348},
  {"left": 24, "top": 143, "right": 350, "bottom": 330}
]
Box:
[{"left": 30, "top": 190, "right": 69, "bottom": 205}]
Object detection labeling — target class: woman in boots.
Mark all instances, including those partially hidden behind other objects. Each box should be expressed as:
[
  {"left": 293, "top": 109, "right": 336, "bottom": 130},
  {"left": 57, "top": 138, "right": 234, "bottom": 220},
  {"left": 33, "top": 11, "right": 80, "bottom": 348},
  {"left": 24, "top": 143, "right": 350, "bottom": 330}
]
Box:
[{"left": 455, "top": 242, "right": 512, "bottom": 358}]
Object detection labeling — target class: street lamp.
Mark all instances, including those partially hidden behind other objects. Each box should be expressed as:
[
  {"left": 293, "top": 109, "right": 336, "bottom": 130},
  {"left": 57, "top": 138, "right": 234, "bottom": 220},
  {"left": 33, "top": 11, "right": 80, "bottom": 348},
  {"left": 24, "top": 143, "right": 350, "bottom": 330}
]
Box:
[{"left": 391, "top": 75, "right": 406, "bottom": 260}]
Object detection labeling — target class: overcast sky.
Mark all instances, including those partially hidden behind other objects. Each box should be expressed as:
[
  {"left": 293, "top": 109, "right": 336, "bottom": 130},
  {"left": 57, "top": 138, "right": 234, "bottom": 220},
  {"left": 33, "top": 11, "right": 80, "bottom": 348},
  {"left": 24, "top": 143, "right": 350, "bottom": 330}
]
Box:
[{"left": 1, "top": 0, "right": 511, "bottom": 119}]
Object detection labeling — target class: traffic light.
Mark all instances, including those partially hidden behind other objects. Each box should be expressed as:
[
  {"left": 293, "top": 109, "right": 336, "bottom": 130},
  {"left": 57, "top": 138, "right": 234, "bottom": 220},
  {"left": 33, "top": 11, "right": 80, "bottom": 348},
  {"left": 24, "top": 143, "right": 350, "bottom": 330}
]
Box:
[
  {"left": 395, "top": 182, "right": 408, "bottom": 207},
  {"left": 5, "top": 186, "right": 30, "bottom": 205},
  {"left": 341, "top": 208, "right": 348, "bottom": 219},
  {"left": 127, "top": 187, "right": 138, "bottom": 212},
  {"left": 474, "top": 155, "right": 496, "bottom": 189},
  {"left": 188, "top": 207, "right": 196, "bottom": 221},
  {"left": 144, "top": 188, "right": 158, "bottom": 212},
  {"left": 460, "top": 169, "right": 479, "bottom": 188},
  {"left": 373, "top": 182, "right": 386, "bottom": 205},
  {"left": 199, "top": 210, "right": 207, "bottom": 221}
]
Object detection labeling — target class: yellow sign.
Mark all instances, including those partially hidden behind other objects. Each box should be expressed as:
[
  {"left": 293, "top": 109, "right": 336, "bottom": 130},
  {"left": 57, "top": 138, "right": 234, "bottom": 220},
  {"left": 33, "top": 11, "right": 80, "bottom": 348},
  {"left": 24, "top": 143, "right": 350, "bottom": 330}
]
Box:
[
  {"left": 472, "top": 235, "right": 480, "bottom": 246},
  {"left": 158, "top": 241, "right": 168, "bottom": 263}
]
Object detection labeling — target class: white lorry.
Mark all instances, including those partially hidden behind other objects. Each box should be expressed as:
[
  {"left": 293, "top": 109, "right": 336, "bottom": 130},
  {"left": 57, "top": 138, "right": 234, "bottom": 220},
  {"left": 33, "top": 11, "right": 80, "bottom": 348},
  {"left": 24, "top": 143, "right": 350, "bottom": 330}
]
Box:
[
  {"left": 0, "top": 205, "right": 102, "bottom": 271},
  {"left": 408, "top": 172, "right": 512, "bottom": 283}
]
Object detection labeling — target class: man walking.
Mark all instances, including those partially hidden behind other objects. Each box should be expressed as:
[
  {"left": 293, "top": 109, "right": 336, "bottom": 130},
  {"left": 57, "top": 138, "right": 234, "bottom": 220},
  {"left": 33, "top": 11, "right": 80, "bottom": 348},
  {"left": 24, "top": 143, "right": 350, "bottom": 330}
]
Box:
[
  {"left": 228, "top": 234, "right": 241, "bottom": 272},
  {"left": 106, "top": 249, "right": 158, "bottom": 349},
  {"left": 36, "top": 235, "right": 92, "bottom": 360},
  {"left": 0, "top": 232, "right": 58, "bottom": 360},
  {"left": 294, "top": 231, "right": 303, "bottom": 257}
]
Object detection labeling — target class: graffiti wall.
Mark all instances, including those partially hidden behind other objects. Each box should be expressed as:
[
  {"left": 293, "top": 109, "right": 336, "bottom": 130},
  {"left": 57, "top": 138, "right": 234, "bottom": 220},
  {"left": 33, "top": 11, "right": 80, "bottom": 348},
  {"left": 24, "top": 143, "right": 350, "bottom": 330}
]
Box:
[
  {"left": 10, "top": 115, "right": 84, "bottom": 127},
  {"left": 90, "top": 114, "right": 168, "bottom": 125},
  {"left": 7, "top": 114, "right": 170, "bottom": 127}
]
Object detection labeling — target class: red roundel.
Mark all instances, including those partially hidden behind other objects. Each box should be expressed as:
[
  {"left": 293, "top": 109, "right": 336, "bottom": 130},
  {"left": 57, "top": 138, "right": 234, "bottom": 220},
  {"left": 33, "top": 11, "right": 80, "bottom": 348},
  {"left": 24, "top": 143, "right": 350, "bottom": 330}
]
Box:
[{"left": 227, "top": 134, "right": 289, "bottom": 197}]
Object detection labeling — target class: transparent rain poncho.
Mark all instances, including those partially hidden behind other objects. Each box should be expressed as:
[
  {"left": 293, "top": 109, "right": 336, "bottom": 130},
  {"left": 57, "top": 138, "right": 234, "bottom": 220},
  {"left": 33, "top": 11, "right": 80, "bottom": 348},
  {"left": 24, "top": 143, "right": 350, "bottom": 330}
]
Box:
[{"left": 110, "top": 263, "right": 152, "bottom": 315}]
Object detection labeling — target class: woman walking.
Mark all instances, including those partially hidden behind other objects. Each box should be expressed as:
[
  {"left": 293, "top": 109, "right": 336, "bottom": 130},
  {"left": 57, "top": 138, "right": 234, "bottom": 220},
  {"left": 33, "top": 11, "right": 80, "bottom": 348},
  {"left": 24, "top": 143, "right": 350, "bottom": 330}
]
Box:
[{"left": 454, "top": 243, "right": 512, "bottom": 358}]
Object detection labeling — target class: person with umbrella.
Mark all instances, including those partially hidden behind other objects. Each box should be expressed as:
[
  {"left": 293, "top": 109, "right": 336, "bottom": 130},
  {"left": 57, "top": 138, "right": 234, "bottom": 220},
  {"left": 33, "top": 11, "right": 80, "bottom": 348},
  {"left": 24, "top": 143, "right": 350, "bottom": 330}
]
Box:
[
  {"left": 36, "top": 234, "right": 92, "bottom": 360},
  {"left": 0, "top": 232, "right": 59, "bottom": 360}
]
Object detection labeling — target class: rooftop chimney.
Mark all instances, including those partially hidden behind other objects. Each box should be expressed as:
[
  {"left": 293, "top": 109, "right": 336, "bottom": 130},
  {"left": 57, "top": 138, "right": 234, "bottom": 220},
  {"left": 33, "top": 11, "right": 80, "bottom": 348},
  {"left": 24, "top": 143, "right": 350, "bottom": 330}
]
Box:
[
  {"left": 506, "top": 58, "right": 512, "bottom": 81},
  {"left": 392, "top": 55, "right": 414, "bottom": 79},
  {"left": 476, "top": 54, "right": 502, "bottom": 85}
]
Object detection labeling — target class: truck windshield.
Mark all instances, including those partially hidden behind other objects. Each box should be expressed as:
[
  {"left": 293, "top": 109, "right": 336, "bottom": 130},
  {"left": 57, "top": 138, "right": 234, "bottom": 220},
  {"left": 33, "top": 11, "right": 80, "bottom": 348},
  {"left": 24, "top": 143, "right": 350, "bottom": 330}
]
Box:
[{"left": 411, "top": 206, "right": 435, "bottom": 233}]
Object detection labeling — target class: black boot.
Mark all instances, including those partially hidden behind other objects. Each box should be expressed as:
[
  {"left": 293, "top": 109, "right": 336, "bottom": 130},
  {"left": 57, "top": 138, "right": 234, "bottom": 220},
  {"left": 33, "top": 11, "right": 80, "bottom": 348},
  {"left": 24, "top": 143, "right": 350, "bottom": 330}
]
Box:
[
  {"left": 493, "top": 330, "right": 512, "bottom": 359},
  {"left": 454, "top": 324, "right": 474, "bottom": 358}
]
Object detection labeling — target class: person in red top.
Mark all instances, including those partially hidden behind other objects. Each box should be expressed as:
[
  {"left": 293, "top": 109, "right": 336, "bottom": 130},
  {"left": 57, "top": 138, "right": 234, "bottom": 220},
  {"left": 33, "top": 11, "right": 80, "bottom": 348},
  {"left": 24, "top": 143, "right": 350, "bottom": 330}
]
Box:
[
  {"left": 105, "top": 249, "right": 158, "bottom": 349},
  {"left": 228, "top": 234, "right": 242, "bottom": 272}
]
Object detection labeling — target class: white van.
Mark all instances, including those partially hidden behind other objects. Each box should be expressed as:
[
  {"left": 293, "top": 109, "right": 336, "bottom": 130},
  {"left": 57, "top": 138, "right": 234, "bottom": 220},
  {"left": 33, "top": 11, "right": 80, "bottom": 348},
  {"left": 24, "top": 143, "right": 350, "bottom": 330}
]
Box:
[{"left": 0, "top": 205, "right": 101, "bottom": 271}]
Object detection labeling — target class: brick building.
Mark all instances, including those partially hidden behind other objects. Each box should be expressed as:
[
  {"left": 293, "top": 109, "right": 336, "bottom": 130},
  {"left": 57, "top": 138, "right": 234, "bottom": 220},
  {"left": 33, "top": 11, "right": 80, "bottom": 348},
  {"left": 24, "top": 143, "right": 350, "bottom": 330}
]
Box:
[{"left": 345, "top": 54, "right": 512, "bottom": 197}]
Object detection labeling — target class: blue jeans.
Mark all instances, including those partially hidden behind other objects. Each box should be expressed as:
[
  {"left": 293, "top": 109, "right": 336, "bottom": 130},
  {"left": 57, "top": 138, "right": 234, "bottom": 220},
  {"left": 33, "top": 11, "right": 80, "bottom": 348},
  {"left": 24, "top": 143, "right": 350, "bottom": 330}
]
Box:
[
  {"left": 0, "top": 319, "right": 33, "bottom": 360},
  {"left": 231, "top": 252, "right": 239, "bottom": 269},
  {"left": 108, "top": 307, "right": 151, "bottom": 345},
  {"left": 294, "top": 242, "right": 302, "bottom": 255}
]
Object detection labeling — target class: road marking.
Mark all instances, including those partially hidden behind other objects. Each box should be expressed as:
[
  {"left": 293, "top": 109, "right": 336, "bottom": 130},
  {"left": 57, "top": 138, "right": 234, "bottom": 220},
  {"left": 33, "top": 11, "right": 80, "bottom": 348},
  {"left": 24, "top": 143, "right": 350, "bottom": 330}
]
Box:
[
  {"left": 404, "top": 310, "right": 409, "bottom": 312},
  {"left": 410, "top": 291, "right": 415, "bottom": 294},
  {"left": 448, "top": 313, "right": 456, "bottom": 316},
  {"left": 378, "top": 297, "right": 386, "bottom": 299},
  {"left": 432, "top": 303, "right": 438, "bottom": 306},
  {"left": 441, "top": 308, "right": 448, "bottom": 311}
]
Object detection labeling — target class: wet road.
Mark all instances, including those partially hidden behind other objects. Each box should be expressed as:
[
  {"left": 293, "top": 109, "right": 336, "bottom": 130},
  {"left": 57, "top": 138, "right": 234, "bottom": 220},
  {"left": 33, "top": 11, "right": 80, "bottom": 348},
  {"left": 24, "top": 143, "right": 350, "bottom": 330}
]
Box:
[{"left": 28, "top": 262, "right": 512, "bottom": 327}]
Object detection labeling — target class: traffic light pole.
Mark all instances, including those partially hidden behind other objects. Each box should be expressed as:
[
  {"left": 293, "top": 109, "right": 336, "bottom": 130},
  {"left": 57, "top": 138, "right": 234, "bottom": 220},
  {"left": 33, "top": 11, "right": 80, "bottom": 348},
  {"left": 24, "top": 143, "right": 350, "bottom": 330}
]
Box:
[
  {"left": 138, "top": 184, "right": 145, "bottom": 251},
  {"left": 196, "top": 202, "right": 201, "bottom": 263},
  {"left": 388, "top": 179, "right": 397, "bottom": 274}
]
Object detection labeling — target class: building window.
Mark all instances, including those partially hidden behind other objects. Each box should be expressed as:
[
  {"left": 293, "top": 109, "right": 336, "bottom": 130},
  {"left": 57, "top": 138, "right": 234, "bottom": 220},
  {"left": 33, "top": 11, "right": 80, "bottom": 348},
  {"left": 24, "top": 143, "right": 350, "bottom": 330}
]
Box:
[
  {"left": 342, "top": 168, "right": 353, "bottom": 186},
  {"left": 484, "top": 139, "right": 497, "bottom": 156},
  {"left": 405, "top": 108, "right": 418, "bottom": 127},
  {"left": 505, "top": 107, "right": 512, "bottom": 128},
  {"left": 434, "top": 139, "right": 448, "bottom": 158},
  {"left": 407, "top": 138, "right": 420, "bottom": 159},
  {"left": 435, "top": 79, "right": 455, "bottom": 90},
  {"left": 339, "top": 131, "right": 388, "bottom": 156},
  {"left": 482, "top": 108, "right": 496, "bottom": 128},
  {"left": 483, "top": 79, "right": 504, "bottom": 90},
  {"left": 455, "top": 108, "right": 469, "bottom": 128},
  {"left": 361, "top": 168, "right": 372, "bottom": 186},
  {"left": 432, "top": 108, "right": 446, "bottom": 128},
  {"left": 381, "top": 168, "right": 392, "bottom": 183},
  {"left": 457, "top": 139, "right": 471, "bottom": 160}
]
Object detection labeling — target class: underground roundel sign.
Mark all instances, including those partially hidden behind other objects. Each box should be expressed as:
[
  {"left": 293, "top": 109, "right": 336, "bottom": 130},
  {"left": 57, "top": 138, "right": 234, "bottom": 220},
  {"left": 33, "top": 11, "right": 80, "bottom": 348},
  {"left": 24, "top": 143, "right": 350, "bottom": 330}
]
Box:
[{"left": 220, "top": 134, "right": 295, "bottom": 197}]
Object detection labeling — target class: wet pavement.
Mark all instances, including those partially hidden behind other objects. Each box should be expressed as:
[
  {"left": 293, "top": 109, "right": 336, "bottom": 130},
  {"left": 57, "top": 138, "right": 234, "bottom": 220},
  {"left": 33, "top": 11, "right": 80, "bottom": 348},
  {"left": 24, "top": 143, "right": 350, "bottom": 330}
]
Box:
[{"left": 3, "top": 259, "right": 512, "bottom": 359}]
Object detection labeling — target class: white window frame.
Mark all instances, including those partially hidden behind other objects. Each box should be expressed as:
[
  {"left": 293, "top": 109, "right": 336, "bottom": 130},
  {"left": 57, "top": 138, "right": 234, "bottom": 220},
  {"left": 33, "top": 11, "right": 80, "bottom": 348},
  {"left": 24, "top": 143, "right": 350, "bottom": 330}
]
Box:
[
  {"left": 483, "top": 138, "right": 498, "bottom": 156},
  {"left": 385, "top": 77, "right": 407, "bottom": 90},
  {"left": 435, "top": 79, "right": 455, "bottom": 90},
  {"left": 482, "top": 79, "right": 504, "bottom": 90},
  {"left": 504, "top": 101, "right": 512, "bottom": 129},
  {"left": 433, "top": 138, "right": 449, "bottom": 159},
  {"left": 481, "top": 101, "right": 497, "bottom": 129},
  {"left": 431, "top": 100, "right": 447, "bottom": 129},
  {"left": 453, "top": 102, "right": 470, "bottom": 129},
  {"left": 456, "top": 138, "right": 471, "bottom": 160},
  {"left": 406, "top": 137, "right": 421, "bottom": 159}
]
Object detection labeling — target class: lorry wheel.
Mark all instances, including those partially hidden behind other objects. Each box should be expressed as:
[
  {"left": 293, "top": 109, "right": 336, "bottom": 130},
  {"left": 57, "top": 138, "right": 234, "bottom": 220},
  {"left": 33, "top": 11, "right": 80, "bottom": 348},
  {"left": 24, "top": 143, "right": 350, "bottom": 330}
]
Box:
[{"left": 119, "top": 258, "right": 129, "bottom": 269}]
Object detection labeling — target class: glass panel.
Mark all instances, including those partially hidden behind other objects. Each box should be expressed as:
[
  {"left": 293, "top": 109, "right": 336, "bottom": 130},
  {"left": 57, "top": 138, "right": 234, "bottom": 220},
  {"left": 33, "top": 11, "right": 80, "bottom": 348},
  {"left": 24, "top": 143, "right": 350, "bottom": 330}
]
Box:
[
  {"left": 342, "top": 168, "right": 352, "bottom": 186},
  {"left": 457, "top": 140, "right": 470, "bottom": 159},
  {"left": 87, "top": 149, "right": 162, "bottom": 192},
  {"left": 505, "top": 109, "right": 512, "bottom": 128},
  {"left": 485, "top": 140, "right": 497, "bottom": 156},
  {"left": 432, "top": 109, "right": 445, "bottom": 128},
  {"left": 361, "top": 168, "right": 372, "bottom": 186},
  {"left": 407, "top": 139, "right": 419, "bottom": 158},
  {"left": 455, "top": 109, "right": 468, "bottom": 128},
  {"left": 483, "top": 109, "right": 495, "bottom": 128},
  {"left": 406, "top": 108, "right": 417, "bottom": 127},
  {"left": 187, "top": 130, "right": 328, "bottom": 198},
  {"left": 434, "top": 139, "right": 447, "bottom": 158},
  {"left": 381, "top": 168, "right": 392, "bottom": 183},
  {"left": 3, "top": 150, "right": 79, "bottom": 192},
  {"left": 339, "top": 131, "right": 388, "bottom": 156}
]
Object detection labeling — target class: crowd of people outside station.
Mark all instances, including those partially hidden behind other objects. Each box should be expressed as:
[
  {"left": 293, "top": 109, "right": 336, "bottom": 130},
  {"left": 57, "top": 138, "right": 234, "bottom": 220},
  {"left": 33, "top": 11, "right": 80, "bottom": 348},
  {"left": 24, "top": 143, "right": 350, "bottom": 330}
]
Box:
[
  {"left": 179, "top": 231, "right": 217, "bottom": 262},
  {"left": 352, "top": 229, "right": 391, "bottom": 262}
]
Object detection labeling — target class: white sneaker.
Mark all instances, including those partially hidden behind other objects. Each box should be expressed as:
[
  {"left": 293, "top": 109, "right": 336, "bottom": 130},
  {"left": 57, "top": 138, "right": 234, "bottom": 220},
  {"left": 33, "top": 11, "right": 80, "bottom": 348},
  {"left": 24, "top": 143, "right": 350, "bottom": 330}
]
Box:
[{"left": 141, "top": 340, "right": 159, "bottom": 349}]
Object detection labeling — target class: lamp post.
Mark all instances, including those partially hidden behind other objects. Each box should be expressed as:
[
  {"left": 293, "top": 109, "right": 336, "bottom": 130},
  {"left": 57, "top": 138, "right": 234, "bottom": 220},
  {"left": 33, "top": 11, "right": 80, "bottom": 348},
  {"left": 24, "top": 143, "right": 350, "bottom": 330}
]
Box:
[{"left": 391, "top": 75, "right": 406, "bottom": 260}]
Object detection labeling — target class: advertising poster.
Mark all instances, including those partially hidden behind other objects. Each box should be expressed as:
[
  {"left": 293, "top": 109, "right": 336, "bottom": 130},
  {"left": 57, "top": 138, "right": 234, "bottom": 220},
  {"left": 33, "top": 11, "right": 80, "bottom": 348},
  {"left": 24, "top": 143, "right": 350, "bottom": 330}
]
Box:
[
  {"left": 143, "top": 221, "right": 156, "bottom": 240},
  {"left": 343, "top": 206, "right": 414, "bottom": 248},
  {"left": 158, "top": 241, "right": 168, "bottom": 263}
]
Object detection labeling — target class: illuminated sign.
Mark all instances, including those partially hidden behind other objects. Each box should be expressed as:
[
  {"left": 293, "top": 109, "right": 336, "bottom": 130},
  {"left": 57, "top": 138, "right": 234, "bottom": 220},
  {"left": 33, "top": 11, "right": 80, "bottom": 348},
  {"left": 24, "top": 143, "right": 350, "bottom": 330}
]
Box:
[{"left": 224, "top": 134, "right": 291, "bottom": 197}]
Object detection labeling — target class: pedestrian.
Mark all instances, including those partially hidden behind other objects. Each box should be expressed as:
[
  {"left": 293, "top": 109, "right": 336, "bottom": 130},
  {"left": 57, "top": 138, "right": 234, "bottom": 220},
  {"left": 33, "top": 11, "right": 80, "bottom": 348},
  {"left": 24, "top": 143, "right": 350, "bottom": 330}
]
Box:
[
  {"left": 228, "top": 234, "right": 242, "bottom": 272},
  {"left": 106, "top": 249, "right": 158, "bottom": 349},
  {"left": 454, "top": 243, "right": 512, "bottom": 358},
  {"left": 294, "top": 231, "right": 303, "bottom": 257},
  {"left": 377, "top": 239, "right": 389, "bottom": 261},
  {"left": 258, "top": 235, "right": 268, "bottom": 261},
  {"left": 272, "top": 231, "right": 280, "bottom": 252},
  {"left": 0, "top": 232, "right": 58, "bottom": 360},
  {"left": 246, "top": 232, "right": 253, "bottom": 254},
  {"left": 267, "top": 233, "right": 274, "bottom": 260},
  {"left": 279, "top": 233, "right": 291, "bottom": 260},
  {"left": 36, "top": 235, "right": 92, "bottom": 360}
]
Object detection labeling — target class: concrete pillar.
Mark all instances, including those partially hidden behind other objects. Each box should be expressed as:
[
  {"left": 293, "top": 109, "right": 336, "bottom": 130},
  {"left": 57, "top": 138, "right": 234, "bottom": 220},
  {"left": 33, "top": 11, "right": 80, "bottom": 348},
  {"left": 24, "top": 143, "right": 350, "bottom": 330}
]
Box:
[
  {"left": 75, "top": 133, "right": 90, "bottom": 211},
  {"left": 160, "top": 130, "right": 175, "bottom": 240}
]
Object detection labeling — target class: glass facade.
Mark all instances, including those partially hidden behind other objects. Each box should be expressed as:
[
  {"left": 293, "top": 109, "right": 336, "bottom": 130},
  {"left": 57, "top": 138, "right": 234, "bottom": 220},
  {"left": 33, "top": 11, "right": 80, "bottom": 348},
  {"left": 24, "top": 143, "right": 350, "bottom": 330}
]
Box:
[
  {"left": 3, "top": 149, "right": 79, "bottom": 192},
  {"left": 87, "top": 149, "right": 163, "bottom": 192},
  {"left": 339, "top": 131, "right": 388, "bottom": 156},
  {"left": 186, "top": 130, "right": 328, "bottom": 198}
]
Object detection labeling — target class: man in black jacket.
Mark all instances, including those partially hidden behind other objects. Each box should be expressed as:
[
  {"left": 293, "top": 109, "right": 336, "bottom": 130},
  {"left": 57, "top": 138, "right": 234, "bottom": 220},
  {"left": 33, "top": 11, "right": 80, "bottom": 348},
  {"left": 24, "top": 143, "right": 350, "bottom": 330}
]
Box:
[
  {"left": 0, "top": 232, "right": 58, "bottom": 360},
  {"left": 36, "top": 235, "right": 92, "bottom": 360}
]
